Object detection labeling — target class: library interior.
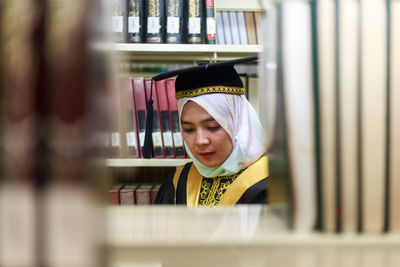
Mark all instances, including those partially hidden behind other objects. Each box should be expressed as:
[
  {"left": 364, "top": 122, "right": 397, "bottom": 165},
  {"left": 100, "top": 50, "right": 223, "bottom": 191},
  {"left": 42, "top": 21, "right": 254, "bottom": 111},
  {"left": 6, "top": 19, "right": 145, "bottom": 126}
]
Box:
[{"left": 0, "top": 0, "right": 400, "bottom": 266}]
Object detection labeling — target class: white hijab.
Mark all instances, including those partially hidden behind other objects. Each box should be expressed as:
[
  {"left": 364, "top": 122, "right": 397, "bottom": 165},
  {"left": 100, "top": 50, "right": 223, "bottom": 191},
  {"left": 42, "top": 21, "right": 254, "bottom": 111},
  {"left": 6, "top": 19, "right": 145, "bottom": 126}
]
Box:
[{"left": 178, "top": 93, "right": 265, "bottom": 178}]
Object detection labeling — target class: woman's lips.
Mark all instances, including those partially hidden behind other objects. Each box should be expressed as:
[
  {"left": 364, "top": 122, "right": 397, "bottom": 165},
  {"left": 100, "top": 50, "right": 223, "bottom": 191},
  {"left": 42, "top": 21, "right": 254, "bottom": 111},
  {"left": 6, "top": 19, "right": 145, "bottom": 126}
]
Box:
[{"left": 198, "top": 152, "right": 215, "bottom": 159}]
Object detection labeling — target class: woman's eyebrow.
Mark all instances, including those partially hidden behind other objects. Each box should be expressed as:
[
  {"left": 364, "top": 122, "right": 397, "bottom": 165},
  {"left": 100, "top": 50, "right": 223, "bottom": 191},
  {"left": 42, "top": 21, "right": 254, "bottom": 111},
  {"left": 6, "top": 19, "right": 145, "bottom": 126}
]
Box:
[
  {"left": 181, "top": 117, "right": 215, "bottom": 125},
  {"left": 202, "top": 117, "right": 215, "bottom": 123},
  {"left": 180, "top": 120, "right": 193, "bottom": 125}
]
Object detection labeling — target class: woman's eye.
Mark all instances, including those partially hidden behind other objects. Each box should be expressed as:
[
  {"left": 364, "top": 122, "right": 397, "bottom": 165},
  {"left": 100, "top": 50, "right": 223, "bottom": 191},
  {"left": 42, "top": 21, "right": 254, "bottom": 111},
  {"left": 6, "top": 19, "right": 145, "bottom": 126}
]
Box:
[
  {"left": 207, "top": 126, "right": 220, "bottom": 131},
  {"left": 183, "top": 128, "right": 195, "bottom": 133}
]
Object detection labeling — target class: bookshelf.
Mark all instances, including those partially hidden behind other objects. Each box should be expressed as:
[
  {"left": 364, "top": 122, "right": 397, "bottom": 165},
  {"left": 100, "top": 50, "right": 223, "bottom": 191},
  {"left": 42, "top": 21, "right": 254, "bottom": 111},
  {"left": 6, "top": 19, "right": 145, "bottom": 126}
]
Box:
[
  {"left": 91, "top": 43, "right": 262, "bottom": 62},
  {"left": 105, "top": 158, "right": 192, "bottom": 167}
]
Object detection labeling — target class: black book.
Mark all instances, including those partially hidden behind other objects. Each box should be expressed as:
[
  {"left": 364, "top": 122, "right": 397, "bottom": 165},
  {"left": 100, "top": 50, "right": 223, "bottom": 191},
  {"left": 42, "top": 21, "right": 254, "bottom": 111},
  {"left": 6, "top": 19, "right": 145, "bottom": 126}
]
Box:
[
  {"left": 187, "top": 0, "right": 204, "bottom": 44},
  {"left": 166, "top": 0, "right": 186, "bottom": 43},
  {"left": 145, "top": 0, "right": 165, "bottom": 43},
  {"left": 112, "top": 0, "right": 128, "bottom": 42},
  {"left": 127, "top": 0, "right": 145, "bottom": 43}
]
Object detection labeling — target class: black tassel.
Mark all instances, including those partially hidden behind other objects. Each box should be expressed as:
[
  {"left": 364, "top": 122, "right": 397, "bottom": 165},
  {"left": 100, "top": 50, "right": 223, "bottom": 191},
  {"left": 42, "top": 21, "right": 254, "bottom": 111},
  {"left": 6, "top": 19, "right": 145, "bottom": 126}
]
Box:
[{"left": 143, "top": 80, "right": 154, "bottom": 158}]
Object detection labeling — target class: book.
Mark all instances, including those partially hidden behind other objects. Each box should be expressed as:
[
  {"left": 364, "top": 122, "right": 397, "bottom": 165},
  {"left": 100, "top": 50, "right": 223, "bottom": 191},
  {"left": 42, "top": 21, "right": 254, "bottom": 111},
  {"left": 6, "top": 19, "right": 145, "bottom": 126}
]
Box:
[
  {"left": 244, "top": 12, "right": 257, "bottom": 45},
  {"left": 187, "top": 0, "right": 204, "bottom": 44},
  {"left": 205, "top": 0, "right": 216, "bottom": 44},
  {"left": 254, "top": 11, "right": 263, "bottom": 44},
  {"left": 156, "top": 80, "right": 175, "bottom": 157},
  {"left": 109, "top": 86, "right": 123, "bottom": 158},
  {"left": 339, "top": 0, "right": 359, "bottom": 233},
  {"left": 132, "top": 77, "right": 147, "bottom": 157},
  {"left": 166, "top": 0, "right": 186, "bottom": 43},
  {"left": 388, "top": 0, "right": 400, "bottom": 232},
  {"left": 166, "top": 78, "right": 185, "bottom": 158},
  {"left": 145, "top": 0, "right": 165, "bottom": 43},
  {"left": 281, "top": 0, "right": 316, "bottom": 231},
  {"left": 120, "top": 183, "right": 139, "bottom": 205},
  {"left": 127, "top": 0, "right": 145, "bottom": 43},
  {"left": 317, "top": 0, "right": 337, "bottom": 233},
  {"left": 112, "top": 0, "right": 128, "bottom": 42},
  {"left": 229, "top": 11, "right": 241, "bottom": 45},
  {"left": 150, "top": 183, "right": 162, "bottom": 204},
  {"left": 237, "top": 11, "right": 248, "bottom": 45},
  {"left": 108, "top": 183, "right": 124, "bottom": 204},
  {"left": 360, "top": 0, "right": 387, "bottom": 233},
  {"left": 121, "top": 77, "right": 139, "bottom": 157},
  {"left": 135, "top": 183, "right": 153, "bottom": 205},
  {"left": 216, "top": 11, "right": 225, "bottom": 44},
  {"left": 221, "top": 11, "right": 232, "bottom": 44},
  {"left": 145, "top": 78, "right": 164, "bottom": 158}
]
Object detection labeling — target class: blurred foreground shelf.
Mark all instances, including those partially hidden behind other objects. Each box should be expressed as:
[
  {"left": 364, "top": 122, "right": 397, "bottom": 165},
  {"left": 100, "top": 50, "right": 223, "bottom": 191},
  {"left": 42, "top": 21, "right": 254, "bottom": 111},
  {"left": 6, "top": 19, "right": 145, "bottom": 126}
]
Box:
[{"left": 104, "top": 205, "right": 400, "bottom": 267}]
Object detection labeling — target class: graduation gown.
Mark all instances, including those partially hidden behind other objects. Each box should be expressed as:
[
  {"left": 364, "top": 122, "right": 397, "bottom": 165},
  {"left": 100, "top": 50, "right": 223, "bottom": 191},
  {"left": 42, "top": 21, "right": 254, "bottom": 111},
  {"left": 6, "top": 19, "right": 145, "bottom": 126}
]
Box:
[{"left": 155, "top": 156, "right": 269, "bottom": 206}]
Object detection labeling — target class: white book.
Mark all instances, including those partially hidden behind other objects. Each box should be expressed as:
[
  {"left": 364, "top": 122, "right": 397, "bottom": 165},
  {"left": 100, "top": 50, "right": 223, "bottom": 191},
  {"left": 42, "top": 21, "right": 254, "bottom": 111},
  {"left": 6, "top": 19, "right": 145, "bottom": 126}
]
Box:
[
  {"left": 360, "top": 0, "right": 387, "bottom": 233},
  {"left": 216, "top": 11, "right": 225, "bottom": 44},
  {"left": 339, "top": 0, "right": 359, "bottom": 233},
  {"left": 237, "top": 11, "right": 248, "bottom": 45},
  {"left": 229, "top": 11, "right": 241, "bottom": 45},
  {"left": 389, "top": 0, "right": 400, "bottom": 232},
  {"left": 317, "top": 0, "right": 337, "bottom": 233},
  {"left": 282, "top": 0, "right": 316, "bottom": 232},
  {"left": 221, "top": 11, "right": 233, "bottom": 44}
]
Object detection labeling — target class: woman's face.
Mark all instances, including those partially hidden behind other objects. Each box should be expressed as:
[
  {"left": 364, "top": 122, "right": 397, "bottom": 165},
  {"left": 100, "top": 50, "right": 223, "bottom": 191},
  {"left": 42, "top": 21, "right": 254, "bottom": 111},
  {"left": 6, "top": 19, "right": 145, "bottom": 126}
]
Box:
[{"left": 180, "top": 101, "right": 233, "bottom": 167}]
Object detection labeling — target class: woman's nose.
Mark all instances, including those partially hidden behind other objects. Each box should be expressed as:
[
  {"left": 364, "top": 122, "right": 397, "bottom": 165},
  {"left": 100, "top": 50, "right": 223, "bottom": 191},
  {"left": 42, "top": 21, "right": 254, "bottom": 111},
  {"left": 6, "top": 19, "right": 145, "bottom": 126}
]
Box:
[{"left": 195, "top": 129, "right": 210, "bottom": 146}]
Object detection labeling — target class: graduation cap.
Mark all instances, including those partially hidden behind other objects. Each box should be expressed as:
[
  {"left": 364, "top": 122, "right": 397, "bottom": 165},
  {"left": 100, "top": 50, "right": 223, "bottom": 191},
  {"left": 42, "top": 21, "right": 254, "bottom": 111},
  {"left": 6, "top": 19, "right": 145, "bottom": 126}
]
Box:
[{"left": 143, "top": 56, "right": 258, "bottom": 158}]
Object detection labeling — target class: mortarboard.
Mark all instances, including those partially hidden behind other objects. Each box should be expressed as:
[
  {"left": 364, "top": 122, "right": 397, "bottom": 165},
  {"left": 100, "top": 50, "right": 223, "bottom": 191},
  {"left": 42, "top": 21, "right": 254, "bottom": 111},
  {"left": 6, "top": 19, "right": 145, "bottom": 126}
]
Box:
[{"left": 143, "top": 56, "right": 258, "bottom": 158}]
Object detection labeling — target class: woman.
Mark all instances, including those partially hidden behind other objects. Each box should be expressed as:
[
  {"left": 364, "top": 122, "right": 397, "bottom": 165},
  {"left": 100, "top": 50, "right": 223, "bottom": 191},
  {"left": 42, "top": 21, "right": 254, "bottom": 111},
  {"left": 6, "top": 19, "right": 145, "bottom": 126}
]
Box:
[{"left": 154, "top": 58, "right": 268, "bottom": 206}]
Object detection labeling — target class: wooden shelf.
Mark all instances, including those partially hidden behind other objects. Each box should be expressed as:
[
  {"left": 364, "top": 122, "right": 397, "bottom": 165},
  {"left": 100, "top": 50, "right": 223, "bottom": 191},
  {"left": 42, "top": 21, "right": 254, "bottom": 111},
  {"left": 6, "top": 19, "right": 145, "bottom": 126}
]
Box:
[
  {"left": 215, "top": 0, "right": 271, "bottom": 11},
  {"left": 90, "top": 43, "right": 262, "bottom": 62},
  {"left": 105, "top": 158, "right": 192, "bottom": 167}
]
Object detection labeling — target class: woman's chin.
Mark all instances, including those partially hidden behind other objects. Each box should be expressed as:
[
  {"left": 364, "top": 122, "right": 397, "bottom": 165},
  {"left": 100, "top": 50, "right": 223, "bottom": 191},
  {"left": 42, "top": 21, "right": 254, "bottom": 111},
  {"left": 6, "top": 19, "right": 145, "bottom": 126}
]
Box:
[{"left": 196, "top": 157, "right": 221, "bottom": 168}]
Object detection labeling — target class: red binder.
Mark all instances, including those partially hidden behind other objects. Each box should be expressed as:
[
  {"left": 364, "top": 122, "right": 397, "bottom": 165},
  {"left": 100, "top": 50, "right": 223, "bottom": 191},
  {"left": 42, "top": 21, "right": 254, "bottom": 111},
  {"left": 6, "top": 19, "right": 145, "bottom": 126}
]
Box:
[
  {"left": 155, "top": 79, "right": 175, "bottom": 158},
  {"left": 121, "top": 77, "right": 139, "bottom": 158},
  {"left": 166, "top": 78, "right": 185, "bottom": 158},
  {"left": 145, "top": 78, "right": 164, "bottom": 158},
  {"left": 132, "top": 77, "right": 147, "bottom": 158}
]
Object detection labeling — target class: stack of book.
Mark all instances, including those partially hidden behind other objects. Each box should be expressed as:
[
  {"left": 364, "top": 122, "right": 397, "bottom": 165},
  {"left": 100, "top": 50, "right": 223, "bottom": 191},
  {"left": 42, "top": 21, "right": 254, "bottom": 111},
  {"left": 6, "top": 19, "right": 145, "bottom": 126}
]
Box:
[
  {"left": 108, "top": 183, "right": 162, "bottom": 205},
  {"left": 111, "top": 0, "right": 216, "bottom": 44},
  {"left": 216, "top": 11, "right": 263, "bottom": 45},
  {"left": 109, "top": 77, "right": 188, "bottom": 159}
]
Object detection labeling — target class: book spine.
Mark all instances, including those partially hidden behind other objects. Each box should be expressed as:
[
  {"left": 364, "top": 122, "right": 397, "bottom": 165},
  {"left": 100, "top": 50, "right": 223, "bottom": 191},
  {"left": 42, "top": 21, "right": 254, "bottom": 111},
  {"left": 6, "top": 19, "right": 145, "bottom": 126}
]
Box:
[
  {"left": 150, "top": 184, "right": 161, "bottom": 204},
  {"left": 122, "top": 78, "right": 139, "bottom": 157},
  {"left": 135, "top": 186, "right": 152, "bottom": 205},
  {"left": 166, "top": 79, "right": 185, "bottom": 158},
  {"left": 205, "top": 0, "right": 216, "bottom": 44},
  {"left": 145, "top": 0, "right": 165, "bottom": 43},
  {"left": 108, "top": 185, "right": 123, "bottom": 205},
  {"left": 156, "top": 80, "right": 175, "bottom": 157},
  {"left": 237, "top": 11, "right": 248, "bottom": 45},
  {"left": 112, "top": 0, "right": 128, "bottom": 42},
  {"left": 120, "top": 184, "right": 138, "bottom": 205},
  {"left": 187, "top": 0, "right": 204, "bottom": 44},
  {"left": 229, "top": 11, "right": 241, "bottom": 45},
  {"left": 132, "top": 78, "right": 147, "bottom": 157},
  {"left": 221, "top": 11, "right": 232, "bottom": 44},
  {"left": 244, "top": 12, "right": 257, "bottom": 45},
  {"left": 166, "top": 0, "right": 186, "bottom": 43},
  {"left": 110, "top": 108, "right": 122, "bottom": 158},
  {"left": 127, "top": 0, "right": 144, "bottom": 43},
  {"left": 216, "top": 11, "right": 225, "bottom": 44},
  {"left": 145, "top": 78, "right": 164, "bottom": 158}
]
